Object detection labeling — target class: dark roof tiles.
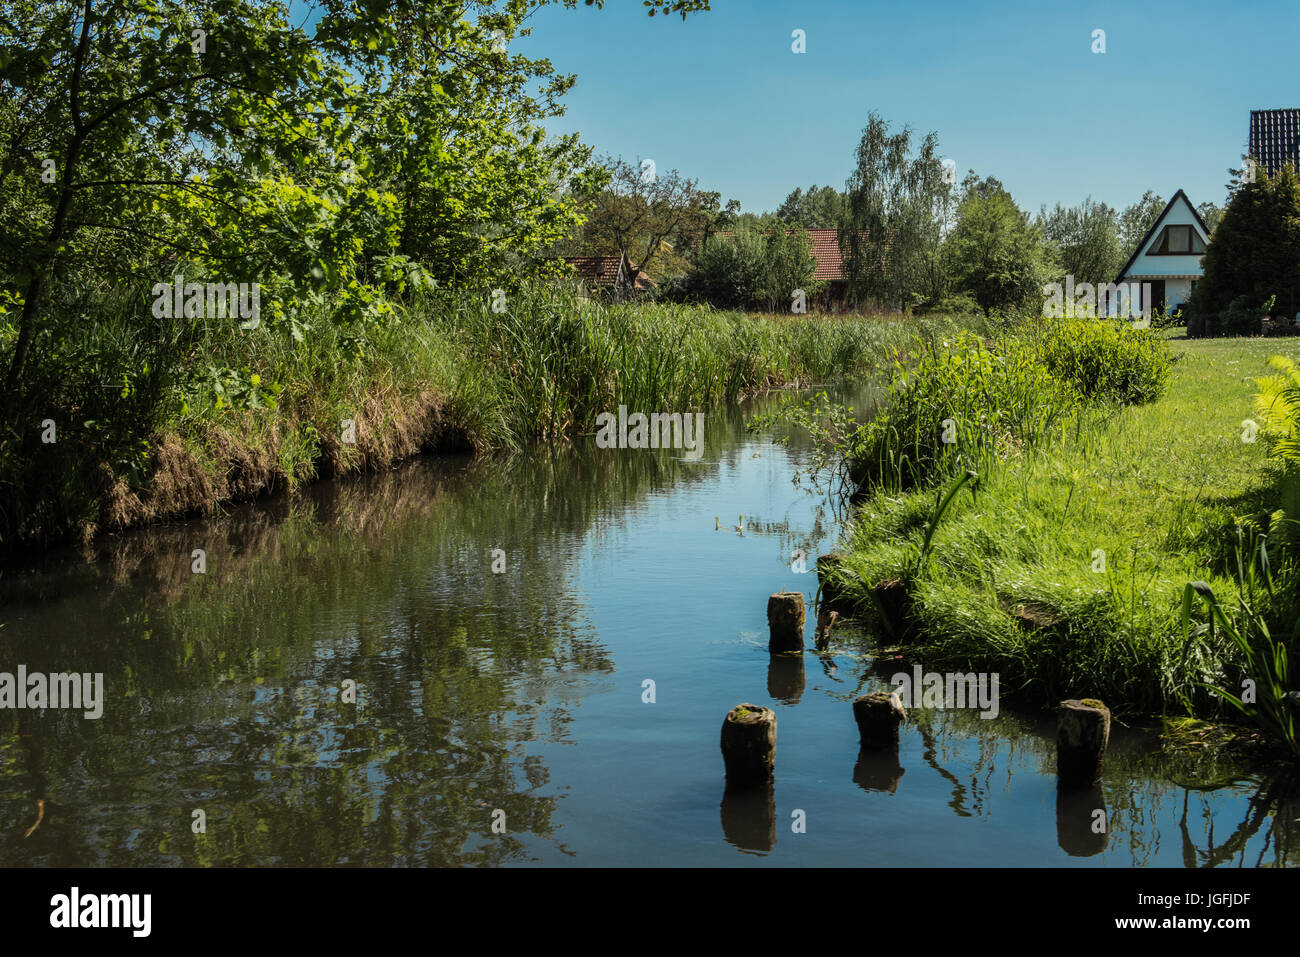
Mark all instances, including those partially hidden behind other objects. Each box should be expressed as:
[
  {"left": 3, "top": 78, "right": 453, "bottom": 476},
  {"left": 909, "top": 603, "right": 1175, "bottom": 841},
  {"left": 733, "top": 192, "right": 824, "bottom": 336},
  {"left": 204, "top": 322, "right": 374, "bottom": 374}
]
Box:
[{"left": 1249, "top": 109, "right": 1300, "bottom": 177}]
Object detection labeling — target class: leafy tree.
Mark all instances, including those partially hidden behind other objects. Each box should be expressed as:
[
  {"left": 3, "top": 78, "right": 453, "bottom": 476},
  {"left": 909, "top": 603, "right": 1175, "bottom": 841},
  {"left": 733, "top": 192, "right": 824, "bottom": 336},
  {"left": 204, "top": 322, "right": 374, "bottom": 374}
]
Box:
[
  {"left": 1039, "top": 197, "right": 1123, "bottom": 286},
  {"left": 572, "top": 155, "right": 731, "bottom": 283},
  {"left": 679, "top": 228, "right": 767, "bottom": 309},
  {"left": 775, "top": 185, "right": 845, "bottom": 228},
  {"left": 1188, "top": 165, "right": 1300, "bottom": 336},
  {"left": 1118, "top": 190, "right": 1165, "bottom": 256},
  {"left": 0, "top": 0, "right": 711, "bottom": 397},
  {"left": 1196, "top": 201, "right": 1223, "bottom": 235},
  {"left": 948, "top": 181, "right": 1053, "bottom": 316},
  {"left": 679, "top": 223, "right": 821, "bottom": 312},
  {"left": 841, "top": 112, "right": 951, "bottom": 310},
  {"left": 759, "top": 226, "right": 822, "bottom": 312}
]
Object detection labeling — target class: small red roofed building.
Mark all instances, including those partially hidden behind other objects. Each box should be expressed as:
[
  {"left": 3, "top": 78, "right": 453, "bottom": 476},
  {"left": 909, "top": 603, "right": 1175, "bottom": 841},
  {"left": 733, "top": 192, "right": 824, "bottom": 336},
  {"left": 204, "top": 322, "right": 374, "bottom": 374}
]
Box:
[{"left": 561, "top": 252, "right": 657, "bottom": 299}]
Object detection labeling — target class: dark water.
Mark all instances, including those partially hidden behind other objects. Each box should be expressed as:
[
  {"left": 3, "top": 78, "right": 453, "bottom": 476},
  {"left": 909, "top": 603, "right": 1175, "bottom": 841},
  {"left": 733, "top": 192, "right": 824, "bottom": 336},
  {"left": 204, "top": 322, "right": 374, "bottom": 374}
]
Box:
[{"left": 1, "top": 385, "right": 1296, "bottom": 867}]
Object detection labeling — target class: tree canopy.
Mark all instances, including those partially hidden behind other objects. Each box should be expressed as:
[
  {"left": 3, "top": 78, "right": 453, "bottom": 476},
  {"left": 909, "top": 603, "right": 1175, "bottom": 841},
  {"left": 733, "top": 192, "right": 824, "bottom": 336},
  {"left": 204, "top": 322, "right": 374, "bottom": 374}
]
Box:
[
  {"left": 0, "top": 0, "right": 710, "bottom": 396},
  {"left": 1189, "top": 165, "right": 1300, "bottom": 336}
]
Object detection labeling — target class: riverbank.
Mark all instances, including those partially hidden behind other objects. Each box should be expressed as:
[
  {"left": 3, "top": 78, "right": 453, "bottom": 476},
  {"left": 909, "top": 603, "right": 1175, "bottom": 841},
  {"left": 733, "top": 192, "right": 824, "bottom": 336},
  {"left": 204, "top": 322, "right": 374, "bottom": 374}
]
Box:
[
  {"left": 0, "top": 285, "right": 978, "bottom": 552},
  {"left": 8, "top": 375, "right": 1290, "bottom": 866},
  {"left": 822, "top": 328, "right": 1300, "bottom": 739}
]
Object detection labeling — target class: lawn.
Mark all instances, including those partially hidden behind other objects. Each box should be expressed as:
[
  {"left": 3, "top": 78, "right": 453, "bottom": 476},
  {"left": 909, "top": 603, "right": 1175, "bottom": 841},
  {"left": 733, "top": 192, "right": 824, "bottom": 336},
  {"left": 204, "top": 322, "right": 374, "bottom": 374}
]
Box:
[{"left": 833, "top": 330, "right": 1300, "bottom": 718}]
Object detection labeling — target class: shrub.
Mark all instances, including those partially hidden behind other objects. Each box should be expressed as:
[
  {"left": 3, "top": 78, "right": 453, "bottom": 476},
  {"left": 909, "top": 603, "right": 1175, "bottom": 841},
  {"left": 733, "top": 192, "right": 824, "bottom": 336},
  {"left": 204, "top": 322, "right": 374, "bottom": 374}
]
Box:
[
  {"left": 1032, "top": 317, "right": 1172, "bottom": 405},
  {"left": 849, "top": 332, "right": 1081, "bottom": 490},
  {"left": 679, "top": 229, "right": 769, "bottom": 309},
  {"left": 679, "top": 225, "right": 826, "bottom": 312}
]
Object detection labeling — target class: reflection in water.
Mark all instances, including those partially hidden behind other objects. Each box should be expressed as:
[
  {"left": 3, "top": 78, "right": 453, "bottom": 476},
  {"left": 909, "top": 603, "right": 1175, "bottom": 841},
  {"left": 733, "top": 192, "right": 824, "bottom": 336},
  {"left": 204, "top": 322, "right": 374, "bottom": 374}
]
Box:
[
  {"left": 1176, "top": 769, "right": 1300, "bottom": 868},
  {"left": 720, "top": 781, "right": 777, "bottom": 854},
  {"left": 853, "top": 747, "right": 905, "bottom": 794},
  {"left": 1057, "top": 785, "right": 1109, "bottom": 857},
  {"left": 766, "top": 653, "right": 805, "bottom": 705},
  {"left": 0, "top": 379, "right": 1297, "bottom": 866}
]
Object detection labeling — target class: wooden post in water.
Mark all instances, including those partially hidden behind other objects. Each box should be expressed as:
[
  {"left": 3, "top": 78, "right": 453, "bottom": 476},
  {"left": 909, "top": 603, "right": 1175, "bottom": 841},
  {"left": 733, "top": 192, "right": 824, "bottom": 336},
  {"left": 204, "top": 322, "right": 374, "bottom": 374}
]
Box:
[
  {"left": 853, "top": 691, "right": 906, "bottom": 749},
  {"left": 1057, "top": 698, "right": 1110, "bottom": 787},
  {"left": 767, "top": 591, "right": 805, "bottom": 653},
  {"left": 815, "top": 608, "right": 839, "bottom": 650},
  {"left": 720, "top": 703, "right": 777, "bottom": 786}
]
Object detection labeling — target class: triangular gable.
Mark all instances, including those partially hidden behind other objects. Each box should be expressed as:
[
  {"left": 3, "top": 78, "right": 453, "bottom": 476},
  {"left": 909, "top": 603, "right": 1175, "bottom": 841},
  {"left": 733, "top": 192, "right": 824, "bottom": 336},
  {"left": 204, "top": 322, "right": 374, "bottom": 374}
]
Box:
[{"left": 1113, "top": 189, "right": 1211, "bottom": 284}]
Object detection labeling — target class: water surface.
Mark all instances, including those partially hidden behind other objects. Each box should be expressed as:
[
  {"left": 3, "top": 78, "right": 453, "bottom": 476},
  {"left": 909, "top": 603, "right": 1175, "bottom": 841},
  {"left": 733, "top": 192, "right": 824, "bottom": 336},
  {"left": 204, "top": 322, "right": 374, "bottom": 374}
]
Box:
[{"left": 1, "top": 385, "right": 1296, "bottom": 866}]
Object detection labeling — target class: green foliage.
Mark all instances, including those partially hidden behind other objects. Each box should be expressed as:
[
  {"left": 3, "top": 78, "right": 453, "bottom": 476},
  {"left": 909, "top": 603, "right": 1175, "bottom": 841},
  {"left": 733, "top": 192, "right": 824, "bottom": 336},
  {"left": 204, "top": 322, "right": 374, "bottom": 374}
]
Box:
[
  {"left": 679, "top": 225, "right": 824, "bottom": 311},
  {"left": 1119, "top": 191, "right": 1166, "bottom": 255},
  {"left": 1032, "top": 317, "right": 1172, "bottom": 405},
  {"left": 841, "top": 111, "right": 953, "bottom": 309},
  {"left": 947, "top": 183, "right": 1055, "bottom": 316},
  {"left": 564, "top": 155, "right": 732, "bottom": 284},
  {"left": 679, "top": 229, "right": 768, "bottom": 309},
  {"left": 1, "top": 0, "right": 713, "bottom": 398},
  {"left": 1189, "top": 166, "right": 1300, "bottom": 337},
  {"left": 829, "top": 337, "right": 1290, "bottom": 718},
  {"left": 775, "top": 185, "right": 846, "bottom": 228},
  {"left": 1182, "top": 570, "right": 1297, "bottom": 754},
  {"left": 759, "top": 227, "right": 824, "bottom": 311},
  {"left": 1039, "top": 197, "right": 1124, "bottom": 288},
  {"left": 0, "top": 282, "right": 935, "bottom": 547},
  {"left": 849, "top": 332, "right": 1082, "bottom": 491},
  {"left": 1255, "top": 354, "right": 1300, "bottom": 467}
]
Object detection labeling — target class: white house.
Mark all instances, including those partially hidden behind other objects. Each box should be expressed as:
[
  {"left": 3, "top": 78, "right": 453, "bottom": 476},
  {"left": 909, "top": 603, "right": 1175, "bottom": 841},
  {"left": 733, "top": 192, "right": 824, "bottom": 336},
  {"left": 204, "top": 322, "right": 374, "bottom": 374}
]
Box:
[{"left": 1109, "top": 189, "right": 1210, "bottom": 316}]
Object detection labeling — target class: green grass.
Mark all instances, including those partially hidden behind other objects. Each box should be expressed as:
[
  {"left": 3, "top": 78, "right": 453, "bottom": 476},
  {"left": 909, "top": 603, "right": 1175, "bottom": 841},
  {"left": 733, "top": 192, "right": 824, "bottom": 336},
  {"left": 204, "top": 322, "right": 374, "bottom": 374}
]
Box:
[
  {"left": 0, "top": 281, "right": 980, "bottom": 549},
  {"left": 834, "top": 331, "right": 1300, "bottom": 718}
]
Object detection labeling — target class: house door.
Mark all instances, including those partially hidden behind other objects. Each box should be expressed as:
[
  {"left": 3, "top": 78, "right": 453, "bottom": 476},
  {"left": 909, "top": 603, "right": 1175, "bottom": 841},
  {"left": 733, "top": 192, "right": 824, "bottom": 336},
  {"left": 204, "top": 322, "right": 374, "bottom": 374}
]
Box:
[{"left": 1147, "top": 280, "right": 1166, "bottom": 317}]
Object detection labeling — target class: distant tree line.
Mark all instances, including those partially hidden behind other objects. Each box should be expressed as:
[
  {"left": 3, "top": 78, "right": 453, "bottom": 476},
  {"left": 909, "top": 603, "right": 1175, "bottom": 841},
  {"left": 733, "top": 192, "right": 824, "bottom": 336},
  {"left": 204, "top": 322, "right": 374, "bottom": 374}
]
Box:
[{"left": 560, "top": 114, "right": 1251, "bottom": 319}]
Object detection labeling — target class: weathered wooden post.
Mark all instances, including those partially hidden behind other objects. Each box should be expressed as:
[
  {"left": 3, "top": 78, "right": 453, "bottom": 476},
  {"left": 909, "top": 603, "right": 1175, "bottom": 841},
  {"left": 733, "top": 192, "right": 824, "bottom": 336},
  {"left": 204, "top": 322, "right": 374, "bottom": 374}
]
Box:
[
  {"left": 720, "top": 703, "right": 777, "bottom": 786},
  {"left": 1057, "top": 698, "right": 1110, "bottom": 787},
  {"left": 767, "top": 591, "right": 805, "bottom": 653},
  {"left": 853, "top": 691, "right": 906, "bottom": 750}
]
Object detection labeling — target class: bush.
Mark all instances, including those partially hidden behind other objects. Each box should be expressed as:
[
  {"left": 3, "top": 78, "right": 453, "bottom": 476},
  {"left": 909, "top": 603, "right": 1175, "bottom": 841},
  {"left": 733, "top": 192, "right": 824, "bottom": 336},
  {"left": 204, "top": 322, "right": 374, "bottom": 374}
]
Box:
[
  {"left": 919, "top": 292, "right": 981, "bottom": 315},
  {"left": 1032, "top": 317, "right": 1172, "bottom": 405},
  {"left": 679, "top": 225, "right": 825, "bottom": 312},
  {"left": 849, "top": 332, "right": 1081, "bottom": 490},
  {"left": 678, "top": 229, "right": 769, "bottom": 309}
]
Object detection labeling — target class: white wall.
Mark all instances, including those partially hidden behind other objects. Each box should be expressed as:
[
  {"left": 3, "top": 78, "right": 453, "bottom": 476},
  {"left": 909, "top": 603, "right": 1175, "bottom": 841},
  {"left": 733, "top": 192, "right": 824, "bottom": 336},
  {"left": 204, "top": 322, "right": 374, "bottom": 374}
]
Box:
[
  {"left": 1123, "top": 196, "right": 1207, "bottom": 280},
  {"left": 1165, "top": 277, "right": 1194, "bottom": 308}
]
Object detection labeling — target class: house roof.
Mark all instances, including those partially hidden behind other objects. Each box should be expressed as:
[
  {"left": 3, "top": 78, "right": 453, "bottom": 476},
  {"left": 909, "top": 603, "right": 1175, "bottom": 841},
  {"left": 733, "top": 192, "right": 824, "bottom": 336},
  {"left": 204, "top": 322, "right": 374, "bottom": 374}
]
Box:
[
  {"left": 708, "top": 228, "right": 861, "bottom": 282},
  {"left": 1113, "top": 189, "right": 1211, "bottom": 285},
  {"left": 1249, "top": 109, "right": 1300, "bottom": 177},
  {"left": 805, "top": 229, "right": 845, "bottom": 281},
  {"left": 561, "top": 254, "right": 657, "bottom": 289}
]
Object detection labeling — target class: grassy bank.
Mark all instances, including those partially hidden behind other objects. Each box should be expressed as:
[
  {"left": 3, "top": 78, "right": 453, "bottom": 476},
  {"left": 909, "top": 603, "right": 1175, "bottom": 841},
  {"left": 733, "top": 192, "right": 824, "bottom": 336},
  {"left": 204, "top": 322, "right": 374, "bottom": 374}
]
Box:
[
  {"left": 0, "top": 282, "right": 976, "bottom": 550},
  {"left": 826, "top": 329, "right": 1300, "bottom": 727}
]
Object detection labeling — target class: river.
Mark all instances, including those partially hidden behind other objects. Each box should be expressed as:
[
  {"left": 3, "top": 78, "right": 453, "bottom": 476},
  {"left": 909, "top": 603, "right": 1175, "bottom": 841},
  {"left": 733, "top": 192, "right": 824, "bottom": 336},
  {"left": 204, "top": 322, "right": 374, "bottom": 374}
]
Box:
[{"left": 1, "top": 382, "right": 1296, "bottom": 866}]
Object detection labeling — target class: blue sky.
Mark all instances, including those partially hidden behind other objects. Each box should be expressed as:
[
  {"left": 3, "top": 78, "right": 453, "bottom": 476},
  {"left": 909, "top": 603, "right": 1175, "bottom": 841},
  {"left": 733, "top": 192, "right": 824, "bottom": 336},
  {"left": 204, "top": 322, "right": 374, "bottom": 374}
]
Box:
[{"left": 510, "top": 0, "right": 1297, "bottom": 216}]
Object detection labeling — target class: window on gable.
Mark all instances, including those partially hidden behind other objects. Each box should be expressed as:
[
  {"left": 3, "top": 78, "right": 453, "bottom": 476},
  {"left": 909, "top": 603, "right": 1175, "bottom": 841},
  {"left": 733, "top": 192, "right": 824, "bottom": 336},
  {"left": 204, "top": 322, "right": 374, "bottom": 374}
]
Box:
[{"left": 1149, "top": 224, "right": 1206, "bottom": 255}]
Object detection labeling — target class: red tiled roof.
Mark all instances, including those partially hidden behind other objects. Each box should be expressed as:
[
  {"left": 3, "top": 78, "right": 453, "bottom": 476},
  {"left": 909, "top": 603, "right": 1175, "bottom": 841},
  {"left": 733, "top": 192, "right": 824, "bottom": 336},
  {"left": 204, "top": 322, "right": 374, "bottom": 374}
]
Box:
[
  {"left": 708, "top": 228, "right": 869, "bottom": 282},
  {"left": 805, "top": 228, "right": 843, "bottom": 281},
  {"left": 561, "top": 255, "right": 656, "bottom": 289}
]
